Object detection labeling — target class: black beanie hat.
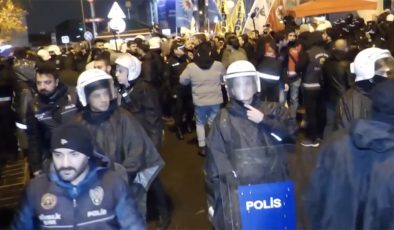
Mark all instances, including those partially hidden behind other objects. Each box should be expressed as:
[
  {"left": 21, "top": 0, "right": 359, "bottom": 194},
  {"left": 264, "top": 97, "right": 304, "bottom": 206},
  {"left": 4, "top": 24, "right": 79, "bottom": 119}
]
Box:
[
  {"left": 51, "top": 123, "right": 94, "bottom": 157},
  {"left": 371, "top": 78, "right": 394, "bottom": 115}
]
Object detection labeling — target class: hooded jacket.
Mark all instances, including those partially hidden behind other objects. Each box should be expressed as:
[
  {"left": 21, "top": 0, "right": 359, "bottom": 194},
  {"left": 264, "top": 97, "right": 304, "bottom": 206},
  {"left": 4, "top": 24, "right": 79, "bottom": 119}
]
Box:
[
  {"left": 179, "top": 60, "right": 225, "bottom": 107},
  {"left": 11, "top": 151, "right": 145, "bottom": 230},
  {"left": 305, "top": 118, "right": 394, "bottom": 230}
]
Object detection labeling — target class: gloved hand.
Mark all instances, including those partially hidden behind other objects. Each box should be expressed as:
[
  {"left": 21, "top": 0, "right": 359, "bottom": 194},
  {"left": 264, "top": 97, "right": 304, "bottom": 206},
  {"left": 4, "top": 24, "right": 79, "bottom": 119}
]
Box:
[{"left": 244, "top": 104, "right": 264, "bottom": 123}]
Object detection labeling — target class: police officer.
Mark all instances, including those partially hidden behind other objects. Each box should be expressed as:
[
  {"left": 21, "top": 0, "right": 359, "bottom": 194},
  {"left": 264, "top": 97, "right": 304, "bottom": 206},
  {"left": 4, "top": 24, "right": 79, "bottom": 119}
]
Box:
[
  {"left": 115, "top": 53, "right": 163, "bottom": 149},
  {"left": 12, "top": 123, "right": 145, "bottom": 230},
  {"left": 205, "top": 61, "right": 296, "bottom": 229},
  {"left": 306, "top": 79, "right": 394, "bottom": 230},
  {"left": 164, "top": 41, "right": 193, "bottom": 140},
  {"left": 75, "top": 69, "right": 164, "bottom": 219},
  {"left": 336, "top": 47, "right": 394, "bottom": 129},
  {"left": 301, "top": 32, "right": 330, "bottom": 147},
  {"left": 25, "top": 66, "right": 78, "bottom": 176},
  {"left": 115, "top": 53, "right": 171, "bottom": 229}
]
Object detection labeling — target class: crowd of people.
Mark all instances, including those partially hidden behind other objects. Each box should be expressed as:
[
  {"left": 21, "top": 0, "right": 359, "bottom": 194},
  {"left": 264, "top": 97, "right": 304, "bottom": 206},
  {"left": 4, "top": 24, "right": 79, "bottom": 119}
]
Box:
[{"left": 0, "top": 10, "right": 394, "bottom": 230}]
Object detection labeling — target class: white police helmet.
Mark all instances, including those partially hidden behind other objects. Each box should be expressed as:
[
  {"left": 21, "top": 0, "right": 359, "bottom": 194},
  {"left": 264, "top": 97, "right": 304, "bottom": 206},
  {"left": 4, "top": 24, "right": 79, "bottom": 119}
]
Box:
[
  {"left": 224, "top": 60, "right": 261, "bottom": 101},
  {"left": 47, "top": 45, "right": 61, "bottom": 56},
  {"left": 37, "top": 49, "right": 51, "bottom": 61},
  {"left": 351, "top": 48, "right": 393, "bottom": 82},
  {"left": 115, "top": 53, "right": 142, "bottom": 81},
  {"left": 76, "top": 69, "right": 116, "bottom": 107}
]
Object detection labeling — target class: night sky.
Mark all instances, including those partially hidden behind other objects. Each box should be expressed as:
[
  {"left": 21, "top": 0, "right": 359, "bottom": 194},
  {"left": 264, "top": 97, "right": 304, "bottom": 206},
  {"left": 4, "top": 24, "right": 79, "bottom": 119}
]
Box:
[{"left": 19, "top": 0, "right": 129, "bottom": 34}]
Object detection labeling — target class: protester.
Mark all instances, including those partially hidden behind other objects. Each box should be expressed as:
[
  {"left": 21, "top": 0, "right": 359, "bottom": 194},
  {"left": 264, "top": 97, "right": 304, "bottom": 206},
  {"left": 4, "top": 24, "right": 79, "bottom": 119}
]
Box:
[{"left": 179, "top": 42, "right": 226, "bottom": 156}]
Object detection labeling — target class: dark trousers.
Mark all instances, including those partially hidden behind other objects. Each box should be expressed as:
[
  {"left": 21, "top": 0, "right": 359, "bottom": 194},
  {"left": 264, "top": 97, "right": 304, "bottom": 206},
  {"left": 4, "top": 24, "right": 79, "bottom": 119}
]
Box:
[
  {"left": 147, "top": 178, "right": 170, "bottom": 219},
  {"left": 323, "top": 100, "right": 337, "bottom": 139},
  {"left": 173, "top": 87, "right": 194, "bottom": 128},
  {"left": 260, "top": 85, "right": 280, "bottom": 102},
  {"left": 303, "top": 89, "right": 325, "bottom": 141}
]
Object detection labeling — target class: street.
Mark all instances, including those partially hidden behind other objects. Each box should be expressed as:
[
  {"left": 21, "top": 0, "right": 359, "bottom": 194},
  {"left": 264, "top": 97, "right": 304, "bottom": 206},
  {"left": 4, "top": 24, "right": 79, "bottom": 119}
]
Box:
[{"left": 0, "top": 123, "right": 320, "bottom": 230}]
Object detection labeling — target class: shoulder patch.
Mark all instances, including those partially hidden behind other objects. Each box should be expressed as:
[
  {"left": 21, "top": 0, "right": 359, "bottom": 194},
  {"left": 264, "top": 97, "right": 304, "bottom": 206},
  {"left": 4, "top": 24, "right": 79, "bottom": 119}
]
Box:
[{"left": 41, "top": 193, "right": 57, "bottom": 210}]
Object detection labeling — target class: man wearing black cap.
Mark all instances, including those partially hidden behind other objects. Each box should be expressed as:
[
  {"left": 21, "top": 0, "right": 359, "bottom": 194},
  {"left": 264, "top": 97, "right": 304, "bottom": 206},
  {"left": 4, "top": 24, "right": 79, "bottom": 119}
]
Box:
[
  {"left": 12, "top": 123, "right": 145, "bottom": 230},
  {"left": 305, "top": 79, "right": 394, "bottom": 229}
]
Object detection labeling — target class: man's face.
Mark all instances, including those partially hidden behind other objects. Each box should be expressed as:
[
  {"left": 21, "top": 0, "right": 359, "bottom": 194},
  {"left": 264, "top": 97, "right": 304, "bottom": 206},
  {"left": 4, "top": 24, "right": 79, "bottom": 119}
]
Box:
[
  {"left": 93, "top": 60, "right": 111, "bottom": 74},
  {"left": 95, "top": 42, "right": 105, "bottom": 49},
  {"left": 52, "top": 148, "right": 89, "bottom": 182},
  {"left": 129, "top": 43, "right": 138, "bottom": 53},
  {"left": 230, "top": 76, "right": 257, "bottom": 102},
  {"left": 88, "top": 88, "right": 111, "bottom": 112},
  {"left": 287, "top": 32, "right": 297, "bottom": 42},
  {"left": 115, "top": 64, "right": 129, "bottom": 86},
  {"left": 36, "top": 73, "right": 58, "bottom": 96}
]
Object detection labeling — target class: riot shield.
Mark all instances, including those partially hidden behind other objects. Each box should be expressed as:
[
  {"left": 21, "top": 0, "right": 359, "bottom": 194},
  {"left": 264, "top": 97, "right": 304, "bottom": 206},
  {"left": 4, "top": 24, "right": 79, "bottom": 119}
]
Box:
[{"left": 216, "top": 144, "right": 295, "bottom": 230}]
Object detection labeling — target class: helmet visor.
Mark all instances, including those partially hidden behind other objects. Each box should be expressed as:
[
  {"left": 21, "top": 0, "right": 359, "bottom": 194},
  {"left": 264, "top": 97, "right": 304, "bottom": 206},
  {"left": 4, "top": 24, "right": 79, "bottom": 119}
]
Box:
[
  {"left": 226, "top": 75, "right": 258, "bottom": 101},
  {"left": 375, "top": 56, "right": 394, "bottom": 78}
]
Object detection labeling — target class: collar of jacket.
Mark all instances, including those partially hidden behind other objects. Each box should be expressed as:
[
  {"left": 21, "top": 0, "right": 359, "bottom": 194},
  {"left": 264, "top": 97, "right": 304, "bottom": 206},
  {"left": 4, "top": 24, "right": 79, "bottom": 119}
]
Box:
[
  {"left": 82, "top": 100, "right": 118, "bottom": 125},
  {"left": 351, "top": 118, "right": 394, "bottom": 153},
  {"left": 227, "top": 95, "right": 262, "bottom": 118},
  {"left": 48, "top": 155, "right": 109, "bottom": 198}
]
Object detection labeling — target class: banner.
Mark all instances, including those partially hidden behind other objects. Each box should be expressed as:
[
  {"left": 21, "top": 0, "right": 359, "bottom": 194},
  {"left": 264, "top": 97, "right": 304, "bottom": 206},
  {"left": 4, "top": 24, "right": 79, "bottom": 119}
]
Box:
[
  {"left": 243, "top": 0, "right": 270, "bottom": 33},
  {"left": 238, "top": 181, "right": 296, "bottom": 230},
  {"left": 243, "top": 0, "right": 286, "bottom": 33},
  {"left": 159, "top": 0, "right": 195, "bottom": 33},
  {"left": 176, "top": 0, "right": 194, "bottom": 28}
]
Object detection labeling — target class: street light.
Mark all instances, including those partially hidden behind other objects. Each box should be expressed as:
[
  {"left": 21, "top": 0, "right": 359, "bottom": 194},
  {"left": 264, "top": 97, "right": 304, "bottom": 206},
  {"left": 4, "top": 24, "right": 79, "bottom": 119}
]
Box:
[
  {"left": 125, "top": 0, "right": 132, "bottom": 19},
  {"left": 80, "top": 0, "right": 86, "bottom": 31}
]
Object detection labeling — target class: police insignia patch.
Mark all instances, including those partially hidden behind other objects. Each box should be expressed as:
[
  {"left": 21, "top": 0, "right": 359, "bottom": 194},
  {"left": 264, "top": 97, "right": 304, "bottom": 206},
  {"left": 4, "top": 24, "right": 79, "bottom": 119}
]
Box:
[
  {"left": 89, "top": 186, "right": 104, "bottom": 206},
  {"left": 41, "top": 193, "right": 57, "bottom": 210}
]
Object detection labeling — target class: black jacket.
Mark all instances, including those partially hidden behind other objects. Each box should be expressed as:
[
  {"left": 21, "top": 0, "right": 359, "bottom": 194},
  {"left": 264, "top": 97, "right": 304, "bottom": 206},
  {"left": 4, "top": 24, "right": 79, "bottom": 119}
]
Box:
[
  {"left": 141, "top": 51, "right": 163, "bottom": 86},
  {"left": 26, "top": 83, "right": 78, "bottom": 172},
  {"left": 305, "top": 118, "right": 394, "bottom": 230},
  {"left": 257, "top": 56, "right": 284, "bottom": 86},
  {"left": 322, "top": 51, "right": 353, "bottom": 104},
  {"left": 119, "top": 78, "right": 163, "bottom": 149},
  {"left": 11, "top": 59, "right": 37, "bottom": 151},
  {"left": 12, "top": 152, "right": 145, "bottom": 230},
  {"left": 303, "top": 45, "right": 329, "bottom": 90},
  {"left": 164, "top": 54, "right": 189, "bottom": 94}
]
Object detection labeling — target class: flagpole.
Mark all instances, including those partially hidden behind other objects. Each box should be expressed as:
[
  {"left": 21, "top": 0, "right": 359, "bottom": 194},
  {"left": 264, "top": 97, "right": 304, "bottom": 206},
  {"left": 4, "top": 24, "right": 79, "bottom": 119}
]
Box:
[{"left": 80, "top": 0, "right": 86, "bottom": 31}]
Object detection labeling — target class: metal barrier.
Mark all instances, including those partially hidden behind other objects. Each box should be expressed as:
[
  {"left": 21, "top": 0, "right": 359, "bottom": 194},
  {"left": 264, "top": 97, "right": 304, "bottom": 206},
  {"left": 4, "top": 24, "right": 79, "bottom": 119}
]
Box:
[{"left": 0, "top": 158, "right": 29, "bottom": 209}]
